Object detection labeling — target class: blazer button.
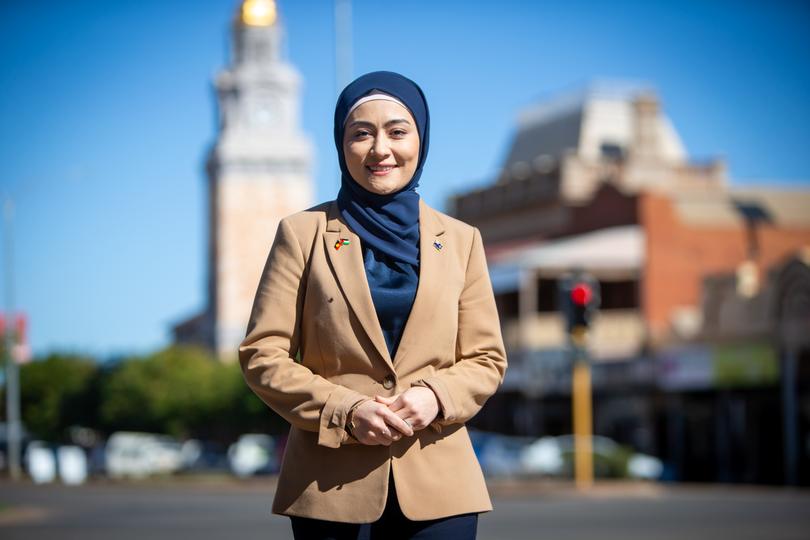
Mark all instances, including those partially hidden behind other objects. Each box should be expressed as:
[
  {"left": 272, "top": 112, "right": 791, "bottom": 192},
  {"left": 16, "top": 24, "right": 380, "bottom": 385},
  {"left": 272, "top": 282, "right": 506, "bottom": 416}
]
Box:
[{"left": 382, "top": 376, "right": 395, "bottom": 390}]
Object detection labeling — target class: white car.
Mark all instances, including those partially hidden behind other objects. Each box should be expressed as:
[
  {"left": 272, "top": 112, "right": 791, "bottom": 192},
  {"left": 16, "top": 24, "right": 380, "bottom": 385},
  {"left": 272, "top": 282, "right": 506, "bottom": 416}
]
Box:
[
  {"left": 228, "top": 434, "right": 276, "bottom": 477},
  {"left": 521, "top": 434, "right": 663, "bottom": 479},
  {"left": 25, "top": 440, "right": 57, "bottom": 484},
  {"left": 105, "top": 431, "right": 184, "bottom": 479}
]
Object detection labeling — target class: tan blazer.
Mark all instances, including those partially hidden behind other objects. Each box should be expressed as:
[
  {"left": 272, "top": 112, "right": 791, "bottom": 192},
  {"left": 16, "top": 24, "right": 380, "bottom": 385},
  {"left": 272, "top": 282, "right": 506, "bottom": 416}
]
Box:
[{"left": 238, "top": 199, "right": 507, "bottom": 522}]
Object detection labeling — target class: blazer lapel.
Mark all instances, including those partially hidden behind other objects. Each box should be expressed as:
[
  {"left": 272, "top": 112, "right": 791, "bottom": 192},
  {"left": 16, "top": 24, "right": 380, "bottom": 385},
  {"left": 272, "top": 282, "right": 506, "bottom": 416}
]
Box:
[
  {"left": 322, "top": 200, "right": 447, "bottom": 371},
  {"left": 323, "top": 202, "right": 394, "bottom": 370},
  {"left": 394, "top": 199, "right": 447, "bottom": 366}
]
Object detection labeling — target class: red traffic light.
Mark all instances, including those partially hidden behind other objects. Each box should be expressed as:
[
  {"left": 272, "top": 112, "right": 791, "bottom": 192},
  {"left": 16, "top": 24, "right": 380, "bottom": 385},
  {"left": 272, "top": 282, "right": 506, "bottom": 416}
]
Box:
[{"left": 570, "top": 283, "right": 593, "bottom": 306}]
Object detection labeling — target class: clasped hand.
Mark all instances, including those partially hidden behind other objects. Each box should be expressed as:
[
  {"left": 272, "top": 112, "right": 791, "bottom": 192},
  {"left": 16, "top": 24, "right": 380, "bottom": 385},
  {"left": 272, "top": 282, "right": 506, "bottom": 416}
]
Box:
[{"left": 349, "top": 386, "right": 439, "bottom": 446}]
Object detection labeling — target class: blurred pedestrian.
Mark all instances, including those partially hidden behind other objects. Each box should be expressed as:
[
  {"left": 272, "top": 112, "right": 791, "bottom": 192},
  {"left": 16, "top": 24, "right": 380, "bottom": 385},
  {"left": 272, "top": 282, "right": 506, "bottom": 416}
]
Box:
[{"left": 239, "top": 70, "right": 507, "bottom": 539}]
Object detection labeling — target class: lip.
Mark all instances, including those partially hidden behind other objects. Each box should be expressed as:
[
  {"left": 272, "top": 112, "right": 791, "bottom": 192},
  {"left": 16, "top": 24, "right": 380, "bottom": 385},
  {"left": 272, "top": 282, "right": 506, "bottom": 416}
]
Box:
[{"left": 366, "top": 164, "right": 398, "bottom": 176}]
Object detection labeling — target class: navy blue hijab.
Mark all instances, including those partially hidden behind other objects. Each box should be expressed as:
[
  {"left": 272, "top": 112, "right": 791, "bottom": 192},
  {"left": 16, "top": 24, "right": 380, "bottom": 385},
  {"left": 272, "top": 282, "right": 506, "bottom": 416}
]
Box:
[
  {"left": 333, "top": 71, "right": 430, "bottom": 267},
  {"left": 333, "top": 71, "right": 430, "bottom": 358}
]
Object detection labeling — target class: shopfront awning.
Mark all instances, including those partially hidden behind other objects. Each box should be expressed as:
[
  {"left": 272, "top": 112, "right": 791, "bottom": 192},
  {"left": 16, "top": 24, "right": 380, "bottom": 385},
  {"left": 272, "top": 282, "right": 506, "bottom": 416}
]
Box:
[{"left": 488, "top": 225, "right": 644, "bottom": 292}]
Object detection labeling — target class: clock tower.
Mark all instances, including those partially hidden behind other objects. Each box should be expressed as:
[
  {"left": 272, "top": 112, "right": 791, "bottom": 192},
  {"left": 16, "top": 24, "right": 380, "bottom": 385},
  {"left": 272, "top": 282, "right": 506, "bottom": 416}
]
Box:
[{"left": 173, "top": 0, "right": 314, "bottom": 359}]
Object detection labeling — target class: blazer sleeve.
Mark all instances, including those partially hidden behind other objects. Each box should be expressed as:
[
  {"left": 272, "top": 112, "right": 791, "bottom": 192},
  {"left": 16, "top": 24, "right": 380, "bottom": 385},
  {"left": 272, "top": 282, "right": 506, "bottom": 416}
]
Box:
[
  {"left": 412, "top": 226, "right": 507, "bottom": 430},
  {"left": 238, "top": 217, "right": 368, "bottom": 449}
]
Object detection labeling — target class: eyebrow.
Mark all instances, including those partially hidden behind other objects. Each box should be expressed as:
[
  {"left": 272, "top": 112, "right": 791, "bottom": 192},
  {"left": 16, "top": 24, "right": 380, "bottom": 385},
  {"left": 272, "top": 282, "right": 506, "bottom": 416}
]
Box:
[{"left": 347, "top": 118, "right": 412, "bottom": 129}]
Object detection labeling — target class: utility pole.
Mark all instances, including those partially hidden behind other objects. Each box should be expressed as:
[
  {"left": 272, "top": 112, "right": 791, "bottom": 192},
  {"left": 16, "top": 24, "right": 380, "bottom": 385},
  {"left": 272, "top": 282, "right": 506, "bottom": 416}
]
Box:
[
  {"left": 334, "top": 0, "right": 353, "bottom": 93},
  {"left": 3, "top": 197, "right": 22, "bottom": 480}
]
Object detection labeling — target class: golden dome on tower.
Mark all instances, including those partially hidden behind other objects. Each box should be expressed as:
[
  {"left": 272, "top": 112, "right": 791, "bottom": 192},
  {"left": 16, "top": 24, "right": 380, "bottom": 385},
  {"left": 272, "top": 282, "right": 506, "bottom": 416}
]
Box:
[{"left": 241, "top": 0, "right": 277, "bottom": 27}]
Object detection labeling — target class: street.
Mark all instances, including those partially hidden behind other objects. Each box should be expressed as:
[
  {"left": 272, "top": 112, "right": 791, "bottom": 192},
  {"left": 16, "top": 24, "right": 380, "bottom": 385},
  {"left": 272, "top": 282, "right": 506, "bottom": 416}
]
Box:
[{"left": 1, "top": 477, "right": 808, "bottom": 539}]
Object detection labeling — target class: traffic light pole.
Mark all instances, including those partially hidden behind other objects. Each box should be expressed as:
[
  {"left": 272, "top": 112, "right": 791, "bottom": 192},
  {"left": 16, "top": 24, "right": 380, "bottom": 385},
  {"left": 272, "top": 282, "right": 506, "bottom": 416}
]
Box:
[
  {"left": 559, "top": 272, "right": 599, "bottom": 490},
  {"left": 570, "top": 326, "right": 593, "bottom": 490}
]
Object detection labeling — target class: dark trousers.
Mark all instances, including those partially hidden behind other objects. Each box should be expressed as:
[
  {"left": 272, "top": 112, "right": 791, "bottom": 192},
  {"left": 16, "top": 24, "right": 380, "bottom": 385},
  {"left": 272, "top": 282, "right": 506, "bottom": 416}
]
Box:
[{"left": 289, "top": 471, "right": 479, "bottom": 540}]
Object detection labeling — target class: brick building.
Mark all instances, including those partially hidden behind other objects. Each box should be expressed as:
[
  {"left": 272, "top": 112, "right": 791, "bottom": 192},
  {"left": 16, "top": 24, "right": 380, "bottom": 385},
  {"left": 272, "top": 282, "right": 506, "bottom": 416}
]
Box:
[{"left": 451, "top": 81, "right": 810, "bottom": 484}]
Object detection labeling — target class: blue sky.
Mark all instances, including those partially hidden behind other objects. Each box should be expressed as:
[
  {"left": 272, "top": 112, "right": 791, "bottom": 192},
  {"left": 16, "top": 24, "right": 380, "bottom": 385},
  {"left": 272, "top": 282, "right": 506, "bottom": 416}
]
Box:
[{"left": 1, "top": 0, "right": 808, "bottom": 358}]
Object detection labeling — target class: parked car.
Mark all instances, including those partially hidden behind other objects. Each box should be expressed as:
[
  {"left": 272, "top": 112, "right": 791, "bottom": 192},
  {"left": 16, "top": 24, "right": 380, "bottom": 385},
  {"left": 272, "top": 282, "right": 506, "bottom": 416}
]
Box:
[
  {"left": 228, "top": 434, "right": 278, "bottom": 477},
  {"left": 179, "top": 439, "right": 229, "bottom": 472},
  {"left": 24, "top": 440, "right": 57, "bottom": 484},
  {"left": 470, "top": 429, "right": 663, "bottom": 480},
  {"left": 57, "top": 445, "right": 88, "bottom": 485},
  {"left": 523, "top": 434, "right": 663, "bottom": 479},
  {"left": 105, "top": 431, "right": 184, "bottom": 478},
  {"left": 468, "top": 429, "right": 535, "bottom": 477}
]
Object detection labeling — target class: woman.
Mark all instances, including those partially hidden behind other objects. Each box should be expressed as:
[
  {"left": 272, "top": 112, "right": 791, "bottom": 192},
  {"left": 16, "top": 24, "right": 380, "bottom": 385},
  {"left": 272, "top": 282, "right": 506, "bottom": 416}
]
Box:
[{"left": 239, "top": 71, "right": 507, "bottom": 539}]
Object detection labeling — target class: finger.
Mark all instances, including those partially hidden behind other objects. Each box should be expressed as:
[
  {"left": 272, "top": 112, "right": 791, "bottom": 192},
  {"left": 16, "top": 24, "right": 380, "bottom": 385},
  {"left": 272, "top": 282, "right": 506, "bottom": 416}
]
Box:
[
  {"left": 361, "top": 431, "right": 382, "bottom": 446},
  {"left": 371, "top": 430, "right": 392, "bottom": 446},
  {"left": 379, "top": 395, "right": 407, "bottom": 413},
  {"left": 400, "top": 416, "right": 420, "bottom": 431},
  {"left": 376, "top": 420, "right": 402, "bottom": 442},
  {"left": 375, "top": 395, "right": 405, "bottom": 412},
  {"left": 381, "top": 429, "right": 401, "bottom": 444},
  {"left": 381, "top": 425, "right": 404, "bottom": 441},
  {"left": 381, "top": 408, "right": 414, "bottom": 437},
  {"left": 374, "top": 394, "right": 397, "bottom": 405}
]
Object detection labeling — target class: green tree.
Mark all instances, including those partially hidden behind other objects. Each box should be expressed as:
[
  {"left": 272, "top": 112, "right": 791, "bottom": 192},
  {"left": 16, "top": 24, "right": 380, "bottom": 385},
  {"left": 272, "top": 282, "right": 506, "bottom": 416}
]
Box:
[
  {"left": 1, "top": 345, "right": 290, "bottom": 444},
  {"left": 101, "top": 345, "right": 213, "bottom": 437},
  {"left": 218, "top": 360, "right": 290, "bottom": 439},
  {"left": 99, "top": 345, "right": 287, "bottom": 439},
  {"left": 11, "top": 353, "right": 100, "bottom": 442}
]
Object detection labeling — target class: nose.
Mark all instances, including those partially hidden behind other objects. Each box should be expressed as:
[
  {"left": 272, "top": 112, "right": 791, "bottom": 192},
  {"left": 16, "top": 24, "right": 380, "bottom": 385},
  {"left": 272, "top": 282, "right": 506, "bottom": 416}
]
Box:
[{"left": 370, "top": 135, "right": 391, "bottom": 159}]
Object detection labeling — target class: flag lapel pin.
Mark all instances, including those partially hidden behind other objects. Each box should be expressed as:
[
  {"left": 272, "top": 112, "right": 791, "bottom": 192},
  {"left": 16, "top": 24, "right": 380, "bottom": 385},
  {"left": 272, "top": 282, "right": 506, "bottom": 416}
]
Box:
[{"left": 334, "top": 238, "right": 351, "bottom": 250}]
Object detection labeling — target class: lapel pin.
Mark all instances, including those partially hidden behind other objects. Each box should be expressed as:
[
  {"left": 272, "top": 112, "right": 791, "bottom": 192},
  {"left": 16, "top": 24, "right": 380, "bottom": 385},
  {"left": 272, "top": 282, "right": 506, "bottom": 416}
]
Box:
[
  {"left": 334, "top": 238, "right": 351, "bottom": 250},
  {"left": 433, "top": 241, "right": 443, "bottom": 251}
]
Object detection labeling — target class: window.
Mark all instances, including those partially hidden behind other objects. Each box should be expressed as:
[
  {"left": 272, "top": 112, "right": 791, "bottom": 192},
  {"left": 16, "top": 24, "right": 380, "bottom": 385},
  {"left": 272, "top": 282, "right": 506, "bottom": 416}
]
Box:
[
  {"left": 537, "top": 278, "right": 558, "bottom": 312},
  {"left": 495, "top": 291, "right": 519, "bottom": 319},
  {"left": 599, "top": 280, "right": 639, "bottom": 309}
]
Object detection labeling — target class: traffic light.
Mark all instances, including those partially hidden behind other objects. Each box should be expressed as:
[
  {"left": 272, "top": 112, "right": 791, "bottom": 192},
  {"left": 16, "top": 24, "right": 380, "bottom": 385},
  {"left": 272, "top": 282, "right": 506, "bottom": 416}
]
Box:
[
  {"left": 0, "top": 312, "right": 31, "bottom": 364},
  {"left": 559, "top": 273, "right": 600, "bottom": 334},
  {"left": 558, "top": 274, "right": 600, "bottom": 490}
]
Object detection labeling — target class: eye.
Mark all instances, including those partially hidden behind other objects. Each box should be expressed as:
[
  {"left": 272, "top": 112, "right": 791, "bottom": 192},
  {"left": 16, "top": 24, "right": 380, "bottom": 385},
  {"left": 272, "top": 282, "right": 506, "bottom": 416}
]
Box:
[
  {"left": 391, "top": 128, "right": 408, "bottom": 138},
  {"left": 353, "top": 129, "right": 371, "bottom": 139}
]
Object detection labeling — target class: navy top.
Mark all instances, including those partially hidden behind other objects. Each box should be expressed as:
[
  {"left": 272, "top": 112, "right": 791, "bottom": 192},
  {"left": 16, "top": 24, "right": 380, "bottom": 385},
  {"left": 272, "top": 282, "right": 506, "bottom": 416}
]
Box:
[{"left": 362, "top": 243, "right": 419, "bottom": 359}]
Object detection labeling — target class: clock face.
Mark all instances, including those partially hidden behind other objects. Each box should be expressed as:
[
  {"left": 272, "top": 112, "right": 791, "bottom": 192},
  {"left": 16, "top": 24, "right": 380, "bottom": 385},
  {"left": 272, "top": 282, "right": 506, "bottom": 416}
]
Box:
[
  {"left": 255, "top": 105, "right": 274, "bottom": 125},
  {"left": 251, "top": 95, "right": 277, "bottom": 126}
]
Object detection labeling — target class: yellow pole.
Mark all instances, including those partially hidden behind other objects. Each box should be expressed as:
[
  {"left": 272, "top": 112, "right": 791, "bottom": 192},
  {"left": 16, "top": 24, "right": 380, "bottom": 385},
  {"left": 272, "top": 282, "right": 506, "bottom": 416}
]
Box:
[{"left": 571, "top": 328, "right": 593, "bottom": 490}]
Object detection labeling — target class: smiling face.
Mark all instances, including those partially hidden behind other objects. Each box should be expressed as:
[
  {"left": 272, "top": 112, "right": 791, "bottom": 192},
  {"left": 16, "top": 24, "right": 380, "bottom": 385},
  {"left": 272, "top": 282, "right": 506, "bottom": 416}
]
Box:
[{"left": 342, "top": 99, "right": 420, "bottom": 195}]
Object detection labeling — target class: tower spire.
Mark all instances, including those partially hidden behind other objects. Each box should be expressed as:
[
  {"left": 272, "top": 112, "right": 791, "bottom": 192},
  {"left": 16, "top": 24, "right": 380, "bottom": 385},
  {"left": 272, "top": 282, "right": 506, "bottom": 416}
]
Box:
[{"left": 241, "top": 0, "right": 278, "bottom": 27}]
